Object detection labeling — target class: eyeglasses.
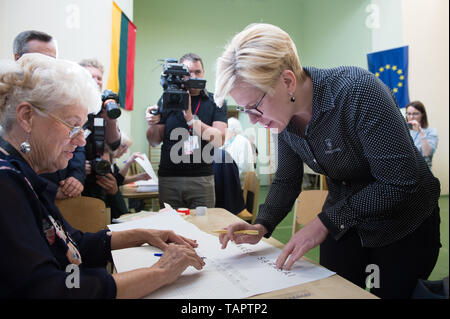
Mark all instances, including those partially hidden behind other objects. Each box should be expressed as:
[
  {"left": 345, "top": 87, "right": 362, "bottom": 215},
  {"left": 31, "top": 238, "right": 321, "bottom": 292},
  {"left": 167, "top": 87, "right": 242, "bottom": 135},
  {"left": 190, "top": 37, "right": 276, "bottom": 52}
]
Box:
[
  {"left": 406, "top": 112, "right": 421, "bottom": 117},
  {"left": 236, "top": 93, "right": 266, "bottom": 117},
  {"left": 31, "top": 104, "right": 84, "bottom": 139}
]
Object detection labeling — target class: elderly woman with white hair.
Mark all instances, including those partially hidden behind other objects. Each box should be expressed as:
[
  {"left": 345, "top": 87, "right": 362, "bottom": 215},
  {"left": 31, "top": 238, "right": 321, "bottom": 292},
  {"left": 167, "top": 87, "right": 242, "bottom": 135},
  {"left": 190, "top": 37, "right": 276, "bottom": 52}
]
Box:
[
  {"left": 0, "top": 53, "right": 204, "bottom": 298},
  {"left": 223, "top": 117, "right": 255, "bottom": 186}
]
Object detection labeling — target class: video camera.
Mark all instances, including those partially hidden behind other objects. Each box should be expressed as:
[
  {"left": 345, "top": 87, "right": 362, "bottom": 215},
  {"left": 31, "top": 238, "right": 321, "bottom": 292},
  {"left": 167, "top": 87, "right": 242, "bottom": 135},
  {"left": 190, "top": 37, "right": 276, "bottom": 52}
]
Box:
[
  {"left": 155, "top": 58, "right": 206, "bottom": 113},
  {"left": 84, "top": 90, "right": 121, "bottom": 176}
]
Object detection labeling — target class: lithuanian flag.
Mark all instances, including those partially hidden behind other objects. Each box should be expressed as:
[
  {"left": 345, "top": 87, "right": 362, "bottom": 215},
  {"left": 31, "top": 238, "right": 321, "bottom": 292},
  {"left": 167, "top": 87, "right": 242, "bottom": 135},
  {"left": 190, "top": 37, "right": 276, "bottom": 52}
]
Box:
[{"left": 107, "top": 2, "right": 136, "bottom": 111}]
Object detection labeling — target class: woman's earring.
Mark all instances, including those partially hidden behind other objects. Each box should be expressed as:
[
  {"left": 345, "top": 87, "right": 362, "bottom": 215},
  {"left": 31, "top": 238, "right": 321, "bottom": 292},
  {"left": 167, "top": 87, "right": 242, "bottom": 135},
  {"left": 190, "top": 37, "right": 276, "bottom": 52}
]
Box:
[
  {"left": 290, "top": 93, "right": 295, "bottom": 103},
  {"left": 19, "top": 132, "right": 31, "bottom": 154}
]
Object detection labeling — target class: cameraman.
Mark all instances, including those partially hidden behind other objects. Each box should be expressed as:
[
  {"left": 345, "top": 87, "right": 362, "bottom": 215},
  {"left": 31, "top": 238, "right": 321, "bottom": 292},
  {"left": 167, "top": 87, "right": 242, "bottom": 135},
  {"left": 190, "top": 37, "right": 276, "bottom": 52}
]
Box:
[
  {"left": 80, "top": 59, "right": 123, "bottom": 209},
  {"left": 146, "top": 53, "right": 227, "bottom": 209}
]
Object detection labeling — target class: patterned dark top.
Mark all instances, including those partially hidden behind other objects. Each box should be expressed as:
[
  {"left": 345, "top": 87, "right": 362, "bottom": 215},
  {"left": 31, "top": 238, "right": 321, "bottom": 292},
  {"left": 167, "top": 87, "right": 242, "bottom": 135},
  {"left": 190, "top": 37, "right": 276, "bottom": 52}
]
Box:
[{"left": 254, "top": 66, "right": 440, "bottom": 247}]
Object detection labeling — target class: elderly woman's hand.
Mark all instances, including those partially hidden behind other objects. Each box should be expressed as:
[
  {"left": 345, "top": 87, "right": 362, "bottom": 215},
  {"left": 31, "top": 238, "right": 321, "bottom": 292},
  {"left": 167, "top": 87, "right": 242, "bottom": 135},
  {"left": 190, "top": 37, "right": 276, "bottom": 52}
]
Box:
[
  {"left": 151, "top": 243, "right": 205, "bottom": 286},
  {"left": 59, "top": 176, "right": 84, "bottom": 198},
  {"left": 141, "top": 229, "right": 199, "bottom": 251}
]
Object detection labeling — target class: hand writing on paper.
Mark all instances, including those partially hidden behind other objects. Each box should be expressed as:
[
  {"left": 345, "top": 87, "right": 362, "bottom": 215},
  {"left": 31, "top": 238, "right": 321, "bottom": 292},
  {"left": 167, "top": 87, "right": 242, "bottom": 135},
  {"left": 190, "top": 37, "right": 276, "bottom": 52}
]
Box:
[
  {"left": 275, "top": 217, "right": 328, "bottom": 270},
  {"left": 219, "top": 222, "right": 267, "bottom": 249}
]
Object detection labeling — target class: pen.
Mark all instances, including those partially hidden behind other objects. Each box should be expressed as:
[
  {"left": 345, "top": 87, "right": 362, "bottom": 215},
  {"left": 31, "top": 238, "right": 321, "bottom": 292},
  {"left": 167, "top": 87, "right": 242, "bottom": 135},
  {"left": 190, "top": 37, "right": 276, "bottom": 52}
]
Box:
[{"left": 212, "top": 229, "right": 259, "bottom": 235}]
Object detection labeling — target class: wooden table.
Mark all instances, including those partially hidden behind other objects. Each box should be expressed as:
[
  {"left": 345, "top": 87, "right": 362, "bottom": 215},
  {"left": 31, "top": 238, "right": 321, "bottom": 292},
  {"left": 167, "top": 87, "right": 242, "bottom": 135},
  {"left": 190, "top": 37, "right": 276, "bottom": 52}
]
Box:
[
  {"left": 186, "top": 208, "right": 377, "bottom": 299},
  {"left": 120, "top": 184, "right": 159, "bottom": 212}
]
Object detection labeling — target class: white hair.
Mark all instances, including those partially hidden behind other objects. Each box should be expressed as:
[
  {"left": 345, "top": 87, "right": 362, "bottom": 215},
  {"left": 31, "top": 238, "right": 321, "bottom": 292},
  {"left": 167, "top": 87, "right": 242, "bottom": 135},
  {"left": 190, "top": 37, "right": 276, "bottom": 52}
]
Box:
[
  {"left": 227, "top": 117, "right": 243, "bottom": 135},
  {"left": 0, "top": 53, "right": 101, "bottom": 131}
]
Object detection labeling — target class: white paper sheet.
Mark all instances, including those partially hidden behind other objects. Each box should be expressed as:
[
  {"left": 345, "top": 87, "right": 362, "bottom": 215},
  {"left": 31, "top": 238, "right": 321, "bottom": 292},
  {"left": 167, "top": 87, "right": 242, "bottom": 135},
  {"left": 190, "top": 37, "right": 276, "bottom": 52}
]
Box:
[
  {"left": 108, "top": 211, "right": 335, "bottom": 299},
  {"left": 134, "top": 154, "right": 158, "bottom": 183}
]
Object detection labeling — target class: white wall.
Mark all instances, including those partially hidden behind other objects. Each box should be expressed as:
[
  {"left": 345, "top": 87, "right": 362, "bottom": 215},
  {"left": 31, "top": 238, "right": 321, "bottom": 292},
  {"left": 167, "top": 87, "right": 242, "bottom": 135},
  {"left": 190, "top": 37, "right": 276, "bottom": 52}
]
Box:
[
  {"left": 0, "top": 0, "right": 133, "bottom": 147},
  {"left": 401, "top": 0, "right": 449, "bottom": 194},
  {"left": 368, "top": 0, "right": 449, "bottom": 194}
]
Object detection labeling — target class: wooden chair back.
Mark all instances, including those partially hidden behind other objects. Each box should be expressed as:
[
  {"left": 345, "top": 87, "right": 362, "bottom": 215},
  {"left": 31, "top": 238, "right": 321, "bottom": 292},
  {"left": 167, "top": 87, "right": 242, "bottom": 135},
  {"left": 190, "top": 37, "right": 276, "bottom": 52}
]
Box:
[
  {"left": 242, "top": 172, "right": 260, "bottom": 224},
  {"left": 55, "top": 196, "right": 110, "bottom": 233},
  {"left": 292, "top": 190, "right": 328, "bottom": 235}
]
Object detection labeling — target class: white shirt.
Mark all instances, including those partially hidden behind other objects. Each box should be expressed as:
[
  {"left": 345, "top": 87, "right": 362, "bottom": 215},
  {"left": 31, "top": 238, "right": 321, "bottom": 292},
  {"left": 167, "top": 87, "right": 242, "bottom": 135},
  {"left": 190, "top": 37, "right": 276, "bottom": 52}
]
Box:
[{"left": 223, "top": 134, "right": 255, "bottom": 186}]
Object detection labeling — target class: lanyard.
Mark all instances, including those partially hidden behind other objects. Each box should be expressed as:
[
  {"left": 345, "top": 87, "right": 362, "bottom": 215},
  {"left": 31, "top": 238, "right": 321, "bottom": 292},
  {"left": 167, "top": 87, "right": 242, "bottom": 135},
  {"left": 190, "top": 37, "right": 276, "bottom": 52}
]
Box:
[
  {"left": 194, "top": 98, "right": 201, "bottom": 115},
  {"left": 189, "top": 98, "right": 201, "bottom": 135}
]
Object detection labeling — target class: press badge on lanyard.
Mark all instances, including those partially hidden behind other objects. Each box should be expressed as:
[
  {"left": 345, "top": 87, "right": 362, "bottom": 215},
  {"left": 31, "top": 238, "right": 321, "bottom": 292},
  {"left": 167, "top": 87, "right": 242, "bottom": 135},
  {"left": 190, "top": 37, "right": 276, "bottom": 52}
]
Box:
[{"left": 184, "top": 98, "right": 201, "bottom": 155}]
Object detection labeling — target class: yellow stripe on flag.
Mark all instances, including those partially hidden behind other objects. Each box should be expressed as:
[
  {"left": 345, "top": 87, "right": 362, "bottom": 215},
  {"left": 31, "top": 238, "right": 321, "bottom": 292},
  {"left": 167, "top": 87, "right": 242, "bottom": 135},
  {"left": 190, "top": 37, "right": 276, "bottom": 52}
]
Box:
[{"left": 107, "top": 2, "right": 121, "bottom": 93}]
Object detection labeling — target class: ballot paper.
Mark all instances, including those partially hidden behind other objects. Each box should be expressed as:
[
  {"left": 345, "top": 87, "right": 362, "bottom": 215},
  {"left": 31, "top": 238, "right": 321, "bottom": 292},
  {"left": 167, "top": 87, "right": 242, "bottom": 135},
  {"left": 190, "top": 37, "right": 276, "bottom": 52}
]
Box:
[
  {"left": 108, "top": 211, "right": 335, "bottom": 299},
  {"left": 133, "top": 154, "right": 158, "bottom": 192},
  {"left": 134, "top": 154, "right": 158, "bottom": 182}
]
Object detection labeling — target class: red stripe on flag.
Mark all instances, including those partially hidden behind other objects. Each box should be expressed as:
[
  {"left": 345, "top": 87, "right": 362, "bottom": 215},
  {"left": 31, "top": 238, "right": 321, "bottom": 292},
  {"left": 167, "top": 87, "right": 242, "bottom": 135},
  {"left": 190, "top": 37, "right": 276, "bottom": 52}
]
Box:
[{"left": 125, "top": 21, "right": 136, "bottom": 111}]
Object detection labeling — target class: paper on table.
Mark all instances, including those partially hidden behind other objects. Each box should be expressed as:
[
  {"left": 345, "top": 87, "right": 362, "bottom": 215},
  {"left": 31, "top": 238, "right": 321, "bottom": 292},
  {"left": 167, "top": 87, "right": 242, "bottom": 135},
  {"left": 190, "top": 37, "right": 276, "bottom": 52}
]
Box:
[
  {"left": 108, "top": 211, "right": 335, "bottom": 299},
  {"left": 134, "top": 154, "right": 158, "bottom": 182}
]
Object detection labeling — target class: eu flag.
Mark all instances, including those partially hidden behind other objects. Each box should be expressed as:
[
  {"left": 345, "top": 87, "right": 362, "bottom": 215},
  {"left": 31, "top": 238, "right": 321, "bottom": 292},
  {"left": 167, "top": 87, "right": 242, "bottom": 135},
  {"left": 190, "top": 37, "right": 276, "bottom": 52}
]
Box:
[{"left": 367, "top": 46, "right": 410, "bottom": 108}]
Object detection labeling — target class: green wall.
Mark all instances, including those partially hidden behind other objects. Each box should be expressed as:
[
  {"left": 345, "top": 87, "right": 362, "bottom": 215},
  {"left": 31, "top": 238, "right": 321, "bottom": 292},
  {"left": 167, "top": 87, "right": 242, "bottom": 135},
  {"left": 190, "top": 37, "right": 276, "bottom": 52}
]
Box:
[{"left": 131, "top": 0, "right": 372, "bottom": 184}]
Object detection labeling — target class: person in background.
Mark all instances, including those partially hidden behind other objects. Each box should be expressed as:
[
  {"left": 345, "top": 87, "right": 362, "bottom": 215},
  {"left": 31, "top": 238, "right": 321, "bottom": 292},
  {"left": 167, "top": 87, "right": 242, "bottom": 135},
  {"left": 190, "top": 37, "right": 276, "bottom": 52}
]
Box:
[
  {"left": 90, "top": 144, "right": 150, "bottom": 219},
  {"left": 80, "top": 58, "right": 123, "bottom": 210},
  {"left": 405, "top": 101, "right": 438, "bottom": 169},
  {"left": 13, "top": 29, "right": 57, "bottom": 60},
  {"left": 223, "top": 117, "right": 255, "bottom": 186},
  {"left": 13, "top": 30, "right": 85, "bottom": 199},
  {"left": 0, "top": 53, "right": 204, "bottom": 298},
  {"left": 146, "top": 53, "right": 227, "bottom": 209},
  {"left": 213, "top": 23, "right": 441, "bottom": 299},
  {"left": 247, "top": 134, "right": 258, "bottom": 170}
]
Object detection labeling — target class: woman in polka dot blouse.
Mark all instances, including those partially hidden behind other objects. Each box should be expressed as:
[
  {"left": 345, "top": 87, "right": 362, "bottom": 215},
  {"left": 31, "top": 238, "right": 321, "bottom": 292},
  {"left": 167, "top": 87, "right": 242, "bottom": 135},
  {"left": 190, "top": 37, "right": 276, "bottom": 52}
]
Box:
[{"left": 214, "top": 23, "right": 441, "bottom": 299}]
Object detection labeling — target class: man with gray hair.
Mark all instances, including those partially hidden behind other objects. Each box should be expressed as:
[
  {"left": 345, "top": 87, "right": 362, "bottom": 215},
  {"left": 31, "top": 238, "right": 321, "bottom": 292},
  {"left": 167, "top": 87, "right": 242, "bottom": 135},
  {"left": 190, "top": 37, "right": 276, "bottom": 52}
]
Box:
[
  {"left": 12, "top": 30, "right": 84, "bottom": 199},
  {"left": 13, "top": 30, "right": 57, "bottom": 60}
]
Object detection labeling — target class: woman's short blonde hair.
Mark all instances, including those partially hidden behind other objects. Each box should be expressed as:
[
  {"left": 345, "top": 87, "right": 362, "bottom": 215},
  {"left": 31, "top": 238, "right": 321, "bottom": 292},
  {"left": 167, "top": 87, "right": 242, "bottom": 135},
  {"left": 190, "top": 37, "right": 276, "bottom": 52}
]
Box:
[
  {"left": 0, "top": 53, "right": 101, "bottom": 131},
  {"left": 214, "top": 23, "right": 305, "bottom": 107}
]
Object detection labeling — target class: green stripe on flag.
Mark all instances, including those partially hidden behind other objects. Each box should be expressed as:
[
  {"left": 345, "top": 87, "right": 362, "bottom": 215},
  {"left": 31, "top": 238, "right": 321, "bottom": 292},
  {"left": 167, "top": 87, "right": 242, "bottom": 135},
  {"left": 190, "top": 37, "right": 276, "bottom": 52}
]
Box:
[{"left": 118, "top": 12, "right": 129, "bottom": 109}]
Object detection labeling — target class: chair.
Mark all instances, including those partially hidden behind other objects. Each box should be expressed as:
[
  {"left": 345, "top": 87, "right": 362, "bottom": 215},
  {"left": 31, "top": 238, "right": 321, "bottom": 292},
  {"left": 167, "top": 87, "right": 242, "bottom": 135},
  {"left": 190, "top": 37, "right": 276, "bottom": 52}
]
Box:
[
  {"left": 213, "top": 149, "right": 247, "bottom": 216},
  {"left": 242, "top": 171, "right": 260, "bottom": 224},
  {"left": 55, "top": 196, "right": 111, "bottom": 233},
  {"left": 303, "top": 163, "right": 328, "bottom": 190},
  {"left": 292, "top": 190, "right": 328, "bottom": 235}
]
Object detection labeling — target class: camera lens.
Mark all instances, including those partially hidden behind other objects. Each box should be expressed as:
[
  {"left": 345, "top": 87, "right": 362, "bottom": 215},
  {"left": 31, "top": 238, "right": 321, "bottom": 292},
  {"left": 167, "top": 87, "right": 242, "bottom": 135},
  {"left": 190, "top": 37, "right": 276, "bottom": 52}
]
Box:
[
  {"left": 94, "top": 158, "right": 111, "bottom": 176},
  {"left": 104, "top": 99, "right": 121, "bottom": 119}
]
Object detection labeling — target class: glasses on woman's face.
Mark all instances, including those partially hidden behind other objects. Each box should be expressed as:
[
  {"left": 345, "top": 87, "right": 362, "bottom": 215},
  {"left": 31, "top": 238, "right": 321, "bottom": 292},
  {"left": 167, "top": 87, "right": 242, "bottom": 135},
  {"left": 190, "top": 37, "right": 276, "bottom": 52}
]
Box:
[
  {"left": 406, "top": 111, "right": 421, "bottom": 117},
  {"left": 31, "top": 104, "right": 84, "bottom": 139},
  {"left": 236, "top": 92, "right": 266, "bottom": 117}
]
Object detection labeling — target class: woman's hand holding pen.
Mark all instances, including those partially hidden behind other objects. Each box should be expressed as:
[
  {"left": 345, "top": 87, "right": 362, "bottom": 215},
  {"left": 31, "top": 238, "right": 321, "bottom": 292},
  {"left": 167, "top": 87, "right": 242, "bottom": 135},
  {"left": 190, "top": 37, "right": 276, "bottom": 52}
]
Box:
[{"left": 219, "top": 222, "right": 267, "bottom": 249}]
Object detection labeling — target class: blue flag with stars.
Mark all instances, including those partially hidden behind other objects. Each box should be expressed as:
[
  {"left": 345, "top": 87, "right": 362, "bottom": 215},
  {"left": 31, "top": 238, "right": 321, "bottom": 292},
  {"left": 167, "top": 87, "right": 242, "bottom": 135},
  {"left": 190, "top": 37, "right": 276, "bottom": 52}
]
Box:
[{"left": 367, "top": 46, "right": 410, "bottom": 108}]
